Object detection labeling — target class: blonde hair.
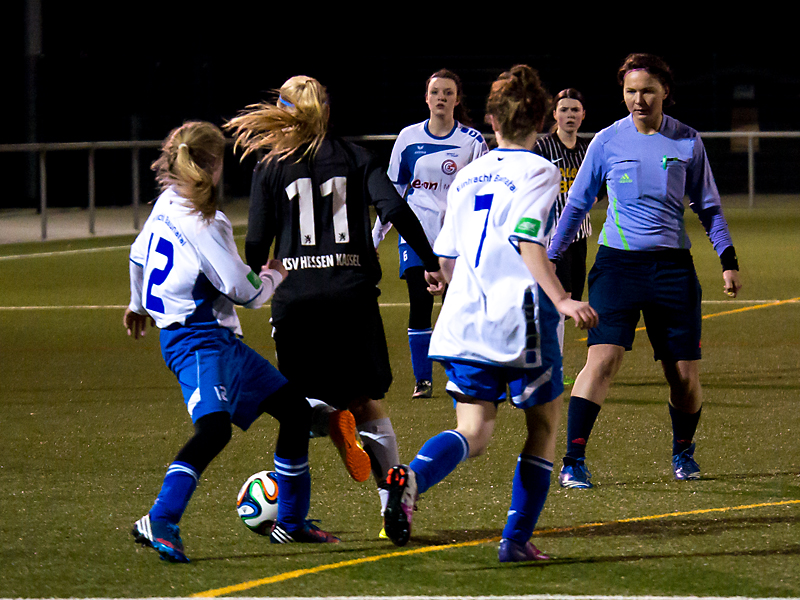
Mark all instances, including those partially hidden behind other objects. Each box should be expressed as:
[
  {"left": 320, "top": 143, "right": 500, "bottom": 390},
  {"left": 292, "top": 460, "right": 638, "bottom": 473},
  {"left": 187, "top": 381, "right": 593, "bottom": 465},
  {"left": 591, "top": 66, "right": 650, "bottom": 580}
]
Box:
[
  {"left": 224, "top": 75, "right": 330, "bottom": 164},
  {"left": 151, "top": 121, "right": 226, "bottom": 222},
  {"left": 485, "top": 65, "right": 550, "bottom": 145}
]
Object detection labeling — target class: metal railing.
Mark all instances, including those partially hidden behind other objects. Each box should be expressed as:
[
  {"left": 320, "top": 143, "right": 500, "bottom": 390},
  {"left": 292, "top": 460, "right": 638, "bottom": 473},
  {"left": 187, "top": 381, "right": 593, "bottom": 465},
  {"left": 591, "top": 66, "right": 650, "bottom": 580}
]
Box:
[{"left": 2, "top": 131, "right": 799, "bottom": 241}]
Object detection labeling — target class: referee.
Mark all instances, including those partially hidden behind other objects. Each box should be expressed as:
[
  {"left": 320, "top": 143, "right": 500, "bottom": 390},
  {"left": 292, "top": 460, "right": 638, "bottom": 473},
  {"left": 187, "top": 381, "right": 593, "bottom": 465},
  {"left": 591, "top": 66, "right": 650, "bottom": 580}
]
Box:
[{"left": 534, "top": 88, "right": 593, "bottom": 303}]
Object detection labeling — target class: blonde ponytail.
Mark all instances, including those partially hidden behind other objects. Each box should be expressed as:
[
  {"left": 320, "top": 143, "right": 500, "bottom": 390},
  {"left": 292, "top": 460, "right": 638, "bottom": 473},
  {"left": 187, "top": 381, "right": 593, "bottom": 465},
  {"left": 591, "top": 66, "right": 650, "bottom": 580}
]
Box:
[
  {"left": 225, "top": 75, "right": 329, "bottom": 164},
  {"left": 151, "top": 121, "right": 226, "bottom": 222}
]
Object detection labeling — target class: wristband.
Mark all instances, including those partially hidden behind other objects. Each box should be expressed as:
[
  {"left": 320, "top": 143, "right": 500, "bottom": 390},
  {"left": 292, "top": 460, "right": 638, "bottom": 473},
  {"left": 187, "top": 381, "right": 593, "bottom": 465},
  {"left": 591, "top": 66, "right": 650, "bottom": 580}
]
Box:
[{"left": 720, "top": 246, "right": 739, "bottom": 271}]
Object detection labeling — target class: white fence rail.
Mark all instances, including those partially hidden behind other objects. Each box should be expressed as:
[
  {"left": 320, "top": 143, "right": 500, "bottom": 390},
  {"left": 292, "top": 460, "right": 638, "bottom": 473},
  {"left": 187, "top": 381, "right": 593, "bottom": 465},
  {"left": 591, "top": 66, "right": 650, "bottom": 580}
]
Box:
[{"left": 1, "top": 132, "right": 799, "bottom": 241}]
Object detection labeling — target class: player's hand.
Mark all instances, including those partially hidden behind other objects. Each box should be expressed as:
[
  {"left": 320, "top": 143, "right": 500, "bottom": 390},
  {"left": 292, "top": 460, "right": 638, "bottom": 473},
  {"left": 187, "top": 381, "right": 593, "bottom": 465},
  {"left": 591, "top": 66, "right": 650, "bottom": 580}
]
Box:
[
  {"left": 263, "top": 259, "right": 288, "bottom": 280},
  {"left": 723, "top": 269, "right": 742, "bottom": 298},
  {"left": 425, "top": 270, "right": 447, "bottom": 296},
  {"left": 123, "top": 308, "right": 154, "bottom": 340},
  {"left": 557, "top": 299, "right": 599, "bottom": 330}
]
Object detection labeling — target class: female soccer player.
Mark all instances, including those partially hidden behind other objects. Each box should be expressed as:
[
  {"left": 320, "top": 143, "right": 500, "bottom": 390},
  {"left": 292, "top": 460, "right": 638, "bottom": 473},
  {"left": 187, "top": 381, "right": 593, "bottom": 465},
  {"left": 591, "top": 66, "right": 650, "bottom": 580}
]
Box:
[
  {"left": 534, "top": 88, "right": 593, "bottom": 304},
  {"left": 372, "top": 69, "right": 488, "bottom": 399},
  {"left": 224, "top": 76, "right": 446, "bottom": 533},
  {"left": 382, "top": 65, "right": 598, "bottom": 562},
  {"left": 125, "top": 121, "right": 338, "bottom": 563},
  {"left": 548, "top": 53, "right": 743, "bottom": 490}
]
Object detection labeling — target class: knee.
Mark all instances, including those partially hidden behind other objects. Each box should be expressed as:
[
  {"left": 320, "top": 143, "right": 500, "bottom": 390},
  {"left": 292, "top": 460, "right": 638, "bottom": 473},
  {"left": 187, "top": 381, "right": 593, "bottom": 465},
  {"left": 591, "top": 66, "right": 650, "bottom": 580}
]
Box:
[
  {"left": 584, "top": 349, "right": 624, "bottom": 383},
  {"left": 457, "top": 427, "right": 492, "bottom": 458}
]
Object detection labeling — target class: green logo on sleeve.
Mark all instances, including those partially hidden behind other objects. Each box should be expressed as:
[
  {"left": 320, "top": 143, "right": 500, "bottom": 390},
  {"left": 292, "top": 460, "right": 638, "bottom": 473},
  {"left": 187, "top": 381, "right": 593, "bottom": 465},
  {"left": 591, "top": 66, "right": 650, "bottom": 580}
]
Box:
[
  {"left": 515, "top": 217, "right": 541, "bottom": 237},
  {"left": 246, "top": 270, "right": 262, "bottom": 289}
]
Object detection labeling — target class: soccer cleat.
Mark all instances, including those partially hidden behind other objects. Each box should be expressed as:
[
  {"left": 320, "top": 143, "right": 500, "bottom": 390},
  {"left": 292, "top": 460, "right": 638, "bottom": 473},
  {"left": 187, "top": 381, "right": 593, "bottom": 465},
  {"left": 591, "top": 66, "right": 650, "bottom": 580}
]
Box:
[
  {"left": 559, "top": 459, "right": 593, "bottom": 489},
  {"left": 498, "top": 538, "right": 550, "bottom": 563},
  {"left": 328, "top": 409, "right": 371, "bottom": 482},
  {"left": 672, "top": 443, "right": 701, "bottom": 480},
  {"left": 412, "top": 380, "right": 433, "bottom": 398},
  {"left": 131, "top": 514, "right": 190, "bottom": 563},
  {"left": 270, "top": 520, "right": 340, "bottom": 544},
  {"left": 378, "top": 526, "right": 388, "bottom": 540},
  {"left": 383, "top": 465, "right": 417, "bottom": 546}
]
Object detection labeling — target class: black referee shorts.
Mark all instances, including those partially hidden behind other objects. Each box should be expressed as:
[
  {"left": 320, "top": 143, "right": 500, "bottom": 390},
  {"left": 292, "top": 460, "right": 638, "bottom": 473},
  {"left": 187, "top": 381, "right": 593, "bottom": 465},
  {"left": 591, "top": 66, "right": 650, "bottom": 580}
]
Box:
[
  {"left": 587, "top": 245, "right": 702, "bottom": 362},
  {"left": 272, "top": 294, "right": 393, "bottom": 408}
]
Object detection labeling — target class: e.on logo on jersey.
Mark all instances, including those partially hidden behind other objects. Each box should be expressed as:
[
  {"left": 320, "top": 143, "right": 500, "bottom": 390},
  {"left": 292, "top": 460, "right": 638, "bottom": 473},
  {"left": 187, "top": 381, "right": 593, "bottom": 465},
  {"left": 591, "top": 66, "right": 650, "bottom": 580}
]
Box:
[{"left": 411, "top": 179, "right": 439, "bottom": 191}]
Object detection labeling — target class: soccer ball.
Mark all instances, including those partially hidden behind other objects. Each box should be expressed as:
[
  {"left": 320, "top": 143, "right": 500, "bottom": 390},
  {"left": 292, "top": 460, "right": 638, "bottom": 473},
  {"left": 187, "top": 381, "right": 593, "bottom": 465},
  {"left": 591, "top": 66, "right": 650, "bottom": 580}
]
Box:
[{"left": 236, "top": 470, "right": 279, "bottom": 534}]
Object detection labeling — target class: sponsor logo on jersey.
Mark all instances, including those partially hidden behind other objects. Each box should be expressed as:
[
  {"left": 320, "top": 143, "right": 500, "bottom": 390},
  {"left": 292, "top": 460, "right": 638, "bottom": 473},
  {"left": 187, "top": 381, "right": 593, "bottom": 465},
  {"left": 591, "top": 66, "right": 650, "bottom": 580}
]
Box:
[
  {"left": 282, "top": 254, "right": 362, "bottom": 270},
  {"left": 619, "top": 173, "right": 633, "bottom": 183},
  {"left": 514, "top": 218, "right": 541, "bottom": 237},
  {"left": 411, "top": 179, "right": 439, "bottom": 191},
  {"left": 246, "top": 270, "right": 262, "bottom": 289},
  {"left": 155, "top": 214, "right": 187, "bottom": 246},
  {"left": 441, "top": 159, "right": 457, "bottom": 175}
]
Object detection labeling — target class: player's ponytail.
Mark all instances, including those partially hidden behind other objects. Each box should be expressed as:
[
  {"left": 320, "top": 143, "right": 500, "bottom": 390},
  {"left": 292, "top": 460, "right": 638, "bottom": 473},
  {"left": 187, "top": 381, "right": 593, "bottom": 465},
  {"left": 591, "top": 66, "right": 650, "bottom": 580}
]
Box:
[
  {"left": 225, "top": 75, "right": 330, "bottom": 164},
  {"left": 485, "top": 64, "right": 550, "bottom": 144},
  {"left": 151, "top": 121, "right": 226, "bottom": 222}
]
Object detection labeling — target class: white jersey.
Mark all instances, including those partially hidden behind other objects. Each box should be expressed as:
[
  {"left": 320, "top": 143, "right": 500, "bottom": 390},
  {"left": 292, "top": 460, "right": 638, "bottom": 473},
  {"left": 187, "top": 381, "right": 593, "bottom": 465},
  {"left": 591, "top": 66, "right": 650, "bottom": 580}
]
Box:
[
  {"left": 372, "top": 120, "right": 488, "bottom": 247},
  {"left": 429, "top": 148, "right": 560, "bottom": 368},
  {"left": 128, "top": 188, "right": 282, "bottom": 335}
]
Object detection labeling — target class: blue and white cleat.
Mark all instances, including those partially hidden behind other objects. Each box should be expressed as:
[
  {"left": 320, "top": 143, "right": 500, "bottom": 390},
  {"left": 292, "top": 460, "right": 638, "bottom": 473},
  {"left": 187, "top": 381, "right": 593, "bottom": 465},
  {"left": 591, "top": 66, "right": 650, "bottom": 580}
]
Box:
[
  {"left": 132, "top": 514, "right": 190, "bottom": 563},
  {"left": 672, "top": 443, "right": 701, "bottom": 480},
  {"left": 498, "top": 538, "right": 550, "bottom": 563},
  {"left": 558, "top": 459, "right": 593, "bottom": 489}
]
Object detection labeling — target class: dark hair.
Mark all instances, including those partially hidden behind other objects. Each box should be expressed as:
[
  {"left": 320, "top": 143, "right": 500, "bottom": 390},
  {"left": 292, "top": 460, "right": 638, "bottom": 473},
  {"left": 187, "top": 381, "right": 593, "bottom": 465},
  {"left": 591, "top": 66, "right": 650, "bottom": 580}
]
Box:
[
  {"left": 548, "top": 88, "right": 586, "bottom": 133},
  {"left": 426, "top": 68, "right": 473, "bottom": 126},
  {"left": 553, "top": 88, "right": 586, "bottom": 109},
  {"left": 485, "top": 64, "right": 550, "bottom": 144},
  {"left": 617, "top": 53, "right": 675, "bottom": 106}
]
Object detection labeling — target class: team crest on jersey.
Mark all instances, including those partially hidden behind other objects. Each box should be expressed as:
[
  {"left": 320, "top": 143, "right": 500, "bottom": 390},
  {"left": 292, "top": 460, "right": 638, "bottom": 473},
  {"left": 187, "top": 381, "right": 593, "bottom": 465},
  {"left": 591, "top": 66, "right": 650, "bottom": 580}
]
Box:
[
  {"left": 441, "top": 159, "right": 457, "bottom": 175},
  {"left": 514, "top": 218, "right": 541, "bottom": 237}
]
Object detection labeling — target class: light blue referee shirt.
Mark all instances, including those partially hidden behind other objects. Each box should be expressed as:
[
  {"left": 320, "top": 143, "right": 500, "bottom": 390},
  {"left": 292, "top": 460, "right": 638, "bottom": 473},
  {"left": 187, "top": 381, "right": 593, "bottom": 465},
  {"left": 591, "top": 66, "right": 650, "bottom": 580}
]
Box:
[{"left": 548, "top": 114, "right": 734, "bottom": 259}]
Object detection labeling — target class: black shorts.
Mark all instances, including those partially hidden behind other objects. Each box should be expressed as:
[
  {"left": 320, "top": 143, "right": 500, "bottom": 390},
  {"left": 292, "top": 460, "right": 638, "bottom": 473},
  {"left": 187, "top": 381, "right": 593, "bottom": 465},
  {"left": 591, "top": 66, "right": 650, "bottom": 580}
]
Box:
[
  {"left": 587, "top": 246, "right": 702, "bottom": 362},
  {"left": 555, "top": 237, "right": 588, "bottom": 301},
  {"left": 271, "top": 295, "right": 393, "bottom": 408}
]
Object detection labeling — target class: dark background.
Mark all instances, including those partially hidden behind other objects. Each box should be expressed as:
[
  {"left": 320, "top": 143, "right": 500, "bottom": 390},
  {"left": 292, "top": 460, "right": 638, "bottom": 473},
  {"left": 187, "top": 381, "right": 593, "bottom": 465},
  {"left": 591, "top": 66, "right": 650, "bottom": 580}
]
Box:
[{"left": 3, "top": 4, "right": 799, "bottom": 207}]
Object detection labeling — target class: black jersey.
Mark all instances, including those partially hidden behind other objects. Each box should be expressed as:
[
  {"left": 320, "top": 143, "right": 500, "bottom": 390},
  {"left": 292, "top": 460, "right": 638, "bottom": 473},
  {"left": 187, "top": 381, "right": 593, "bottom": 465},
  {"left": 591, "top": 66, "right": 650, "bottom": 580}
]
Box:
[
  {"left": 533, "top": 133, "right": 592, "bottom": 241},
  {"left": 246, "top": 136, "right": 437, "bottom": 320}
]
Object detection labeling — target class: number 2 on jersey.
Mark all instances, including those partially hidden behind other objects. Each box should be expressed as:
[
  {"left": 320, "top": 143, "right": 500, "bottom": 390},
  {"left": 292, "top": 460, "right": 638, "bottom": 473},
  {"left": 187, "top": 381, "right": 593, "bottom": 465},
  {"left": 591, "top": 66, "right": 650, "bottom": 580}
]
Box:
[
  {"left": 473, "top": 193, "right": 493, "bottom": 267},
  {"left": 145, "top": 235, "right": 174, "bottom": 313}
]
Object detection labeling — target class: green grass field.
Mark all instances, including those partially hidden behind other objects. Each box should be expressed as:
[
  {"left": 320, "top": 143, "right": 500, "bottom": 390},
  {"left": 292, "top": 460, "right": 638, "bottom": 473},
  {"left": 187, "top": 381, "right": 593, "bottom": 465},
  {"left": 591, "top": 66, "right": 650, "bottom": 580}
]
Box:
[{"left": 1, "top": 196, "right": 798, "bottom": 598}]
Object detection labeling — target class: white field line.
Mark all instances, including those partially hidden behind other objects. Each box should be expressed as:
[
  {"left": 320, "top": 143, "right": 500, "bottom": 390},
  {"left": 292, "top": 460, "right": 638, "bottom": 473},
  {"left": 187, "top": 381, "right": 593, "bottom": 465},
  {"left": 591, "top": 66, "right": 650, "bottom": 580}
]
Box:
[{"left": 0, "top": 300, "right": 792, "bottom": 311}]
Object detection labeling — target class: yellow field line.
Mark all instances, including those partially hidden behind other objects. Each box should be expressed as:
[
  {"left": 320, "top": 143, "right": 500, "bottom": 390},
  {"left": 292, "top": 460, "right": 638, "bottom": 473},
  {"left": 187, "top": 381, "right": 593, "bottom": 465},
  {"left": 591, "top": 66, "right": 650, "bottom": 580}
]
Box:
[
  {"left": 191, "top": 499, "right": 800, "bottom": 597},
  {"left": 578, "top": 296, "right": 800, "bottom": 342}
]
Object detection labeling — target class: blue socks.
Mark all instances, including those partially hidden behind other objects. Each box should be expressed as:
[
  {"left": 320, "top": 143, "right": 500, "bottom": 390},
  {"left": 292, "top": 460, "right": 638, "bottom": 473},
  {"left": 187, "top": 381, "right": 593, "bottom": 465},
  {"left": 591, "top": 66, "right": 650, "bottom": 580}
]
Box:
[
  {"left": 408, "top": 328, "right": 433, "bottom": 382},
  {"left": 409, "top": 430, "right": 470, "bottom": 495},
  {"left": 150, "top": 461, "right": 199, "bottom": 524},
  {"left": 273, "top": 454, "right": 310, "bottom": 531},
  {"left": 502, "top": 454, "right": 553, "bottom": 545}
]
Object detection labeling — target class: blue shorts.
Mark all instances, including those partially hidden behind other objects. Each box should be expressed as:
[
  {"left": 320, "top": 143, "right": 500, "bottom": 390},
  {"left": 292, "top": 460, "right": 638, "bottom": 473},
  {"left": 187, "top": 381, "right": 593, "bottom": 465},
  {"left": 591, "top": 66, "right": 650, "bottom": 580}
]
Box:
[
  {"left": 398, "top": 242, "right": 425, "bottom": 278},
  {"left": 435, "top": 288, "right": 564, "bottom": 410},
  {"left": 438, "top": 359, "right": 564, "bottom": 410},
  {"left": 160, "top": 326, "right": 288, "bottom": 430},
  {"left": 588, "top": 245, "right": 702, "bottom": 361}
]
